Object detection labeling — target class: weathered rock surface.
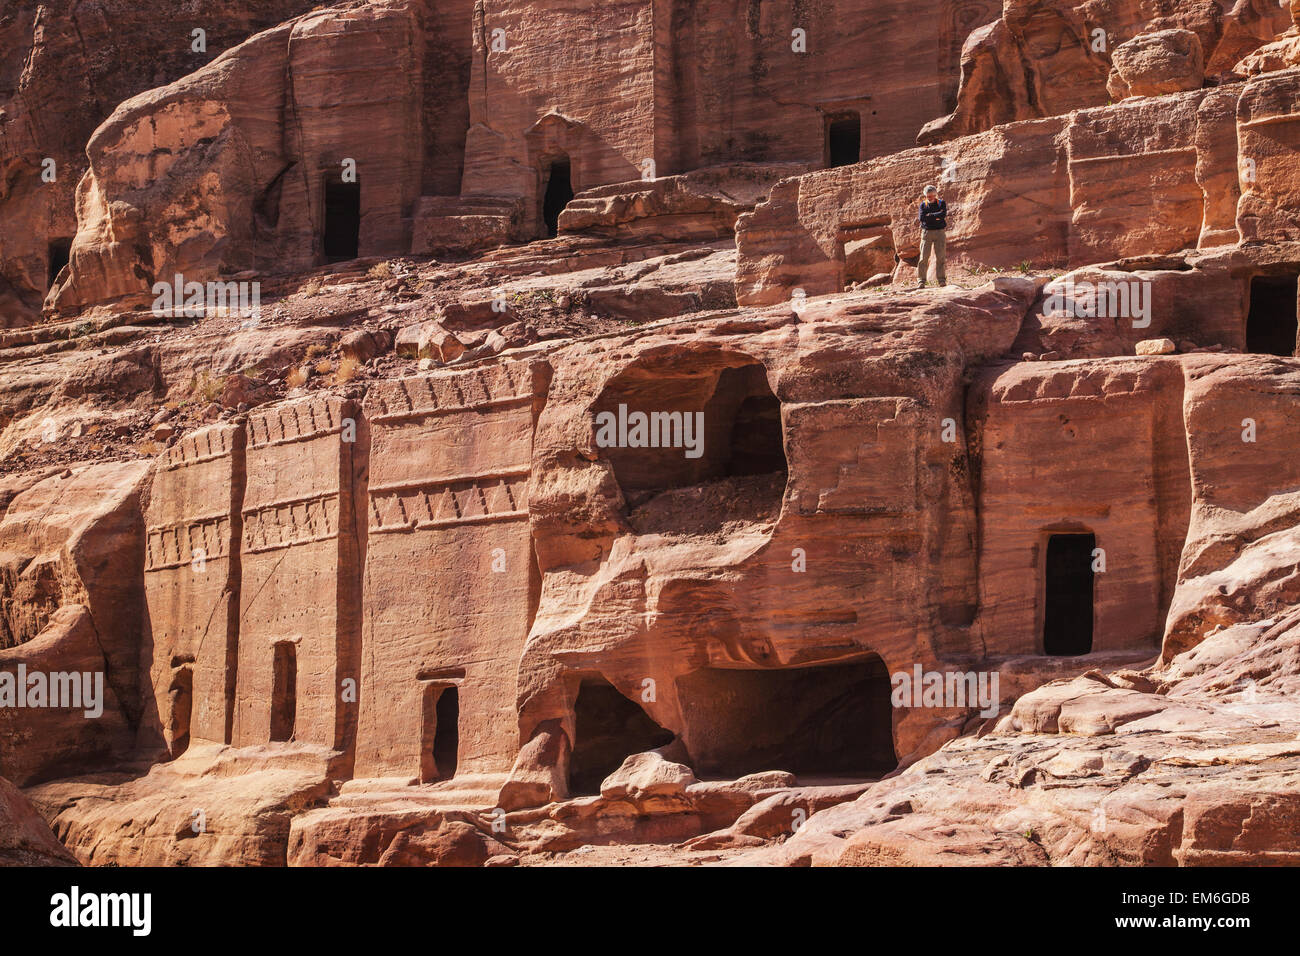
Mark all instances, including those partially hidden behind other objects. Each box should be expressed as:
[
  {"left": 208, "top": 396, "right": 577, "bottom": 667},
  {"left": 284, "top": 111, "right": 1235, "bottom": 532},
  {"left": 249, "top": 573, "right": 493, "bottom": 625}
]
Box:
[
  {"left": 0, "top": 0, "right": 325, "bottom": 327},
  {"left": 737, "top": 78, "right": 1300, "bottom": 305},
  {"left": 1107, "top": 29, "right": 1205, "bottom": 100},
  {"left": 28, "top": 743, "right": 336, "bottom": 866},
  {"left": 750, "top": 611, "right": 1300, "bottom": 866},
  {"left": 50, "top": 1, "right": 433, "bottom": 315},
  {"left": 923, "top": 0, "right": 1289, "bottom": 145},
  {"left": 559, "top": 164, "right": 812, "bottom": 243},
  {"left": 290, "top": 808, "right": 512, "bottom": 867},
  {"left": 0, "top": 461, "right": 149, "bottom": 785},
  {"left": 0, "top": 775, "right": 77, "bottom": 866},
  {"left": 600, "top": 752, "right": 698, "bottom": 801}
]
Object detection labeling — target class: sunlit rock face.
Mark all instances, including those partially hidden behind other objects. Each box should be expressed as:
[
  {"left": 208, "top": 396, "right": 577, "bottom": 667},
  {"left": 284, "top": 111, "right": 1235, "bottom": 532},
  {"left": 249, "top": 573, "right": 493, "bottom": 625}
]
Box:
[{"left": 2, "top": 0, "right": 1300, "bottom": 866}]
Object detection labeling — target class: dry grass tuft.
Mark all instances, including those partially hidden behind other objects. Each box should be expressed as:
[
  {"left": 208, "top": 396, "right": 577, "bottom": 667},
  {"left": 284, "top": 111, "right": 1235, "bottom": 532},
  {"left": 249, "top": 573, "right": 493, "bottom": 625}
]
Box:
[{"left": 334, "top": 356, "right": 360, "bottom": 384}]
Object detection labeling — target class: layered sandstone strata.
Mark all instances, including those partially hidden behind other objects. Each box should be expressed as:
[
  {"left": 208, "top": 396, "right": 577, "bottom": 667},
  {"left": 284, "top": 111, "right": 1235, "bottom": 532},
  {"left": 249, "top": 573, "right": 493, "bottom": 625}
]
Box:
[
  {"left": 0, "top": 461, "right": 149, "bottom": 785},
  {"left": 5, "top": 266, "right": 1295, "bottom": 866},
  {"left": 734, "top": 71, "right": 1300, "bottom": 305},
  {"left": 2, "top": 0, "right": 1300, "bottom": 869},
  {"left": 921, "top": 0, "right": 1291, "bottom": 144},
  {"left": 0, "top": 0, "right": 325, "bottom": 327}
]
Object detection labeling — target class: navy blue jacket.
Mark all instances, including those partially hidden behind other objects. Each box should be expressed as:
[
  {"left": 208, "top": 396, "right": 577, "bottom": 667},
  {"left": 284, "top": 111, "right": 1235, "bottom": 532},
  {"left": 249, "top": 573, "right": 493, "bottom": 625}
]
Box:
[{"left": 918, "top": 199, "right": 947, "bottom": 230}]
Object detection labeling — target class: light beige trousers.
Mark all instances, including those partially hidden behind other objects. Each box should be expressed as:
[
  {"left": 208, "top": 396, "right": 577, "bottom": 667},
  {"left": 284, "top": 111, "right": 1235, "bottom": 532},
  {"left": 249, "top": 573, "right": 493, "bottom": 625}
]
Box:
[{"left": 918, "top": 228, "right": 946, "bottom": 285}]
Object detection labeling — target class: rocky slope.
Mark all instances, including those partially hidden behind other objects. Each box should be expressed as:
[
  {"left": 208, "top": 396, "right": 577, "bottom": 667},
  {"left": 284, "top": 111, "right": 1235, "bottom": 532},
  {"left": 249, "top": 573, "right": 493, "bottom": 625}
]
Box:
[
  {"left": 749, "top": 609, "right": 1300, "bottom": 866},
  {"left": 0, "top": 0, "right": 328, "bottom": 326}
]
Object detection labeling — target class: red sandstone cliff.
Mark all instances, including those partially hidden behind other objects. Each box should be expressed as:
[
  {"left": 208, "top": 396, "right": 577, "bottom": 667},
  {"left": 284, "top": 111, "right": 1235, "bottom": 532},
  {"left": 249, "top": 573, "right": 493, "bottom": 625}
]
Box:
[{"left": 1, "top": 0, "right": 1299, "bottom": 868}]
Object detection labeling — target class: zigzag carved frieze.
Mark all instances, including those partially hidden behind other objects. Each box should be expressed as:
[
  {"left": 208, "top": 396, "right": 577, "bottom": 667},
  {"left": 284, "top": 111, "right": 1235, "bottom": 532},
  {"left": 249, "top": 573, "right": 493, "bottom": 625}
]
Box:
[
  {"left": 242, "top": 492, "right": 340, "bottom": 554},
  {"left": 247, "top": 399, "right": 348, "bottom": 450},
  {"left": 159, "top": 427, "right": 235, "bottom": 472},
  {"left": 366, "top": 363, "right": 535, "bottom": 424},
  {"left": 368, "top": 468, "right": 530, "bottom": 533},
  {"left": 145, "top": 515, "right": 233, "bottom": 572}
]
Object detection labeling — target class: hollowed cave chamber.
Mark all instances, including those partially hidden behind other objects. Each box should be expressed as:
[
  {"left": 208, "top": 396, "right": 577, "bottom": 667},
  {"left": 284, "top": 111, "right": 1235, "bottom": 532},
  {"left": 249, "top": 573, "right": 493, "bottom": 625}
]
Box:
[
  {"left": 676, "top": 656, "right": 897, "bottom": 779},
  {"left": 594, "top": 359, "right": 787, "bottom": 535}
]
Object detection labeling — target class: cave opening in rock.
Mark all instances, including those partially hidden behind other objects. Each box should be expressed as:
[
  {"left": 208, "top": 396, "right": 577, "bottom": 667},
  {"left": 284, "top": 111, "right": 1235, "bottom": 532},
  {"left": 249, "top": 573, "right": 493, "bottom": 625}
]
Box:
[
  {"left": 675, "top": 656, "right": 896, "bottom": 779},
  {"left": 826, "top": 113, "right": 861, "bottom": 168},
  {"left": 166, "top": 662, "right": 193, "bottom": 758},
  {"left": 569, "top": 677, "right": 675, "bottom": 795},
  {"left": 269, "top": 642, "right": 297, "bottom": 742},
  {"left": 421, "top": 685, "right": 460, "bottom": 782},
  {"left": 1246, "top": 274, "right": 1298, "bottom": 356},
  {"left": 595, "top": 359, "right": 787, "bottom": 533},
  {"left": 542, "top": 157, "right": 573, "bottom": 239},
  {"left": 322, "top": 176, "right": 361, "bottom": 262},
  {"left": 727, "top": 387, "right": 785, "bottom": 477},
  {"left": 1043, "top": 532, "right": 1095, "bottom": 656},
  {"left": 840, "top": 223, "right": 896, "bottom": 287},
  {"left": 46, "top": 238, "right": 72, "bottom": 291}
]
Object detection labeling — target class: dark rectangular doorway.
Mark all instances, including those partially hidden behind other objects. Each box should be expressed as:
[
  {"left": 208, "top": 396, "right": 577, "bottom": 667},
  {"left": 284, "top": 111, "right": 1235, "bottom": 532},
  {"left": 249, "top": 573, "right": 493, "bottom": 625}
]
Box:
[
  {"left": 270, "top": 643, "right": 297, "bottom": 742},
  {"left": 421, "top": 685, "right": 460, "bottom": 782},
  {"left": 826, "top": 114, "right": 861, "bottom": 168},
  {"left": 542, "top": 158, "right": 572, "bottom": 238},
  {"left": 1247, "top": 274, "right": 1298, "bottom": 356},
  {"left": 1043, "top": 533, "right": 1095, "bottom": 656},
  {"left": 47, "top": 238, "right": 72, "bottom": 290},
  {"left": 322, "top": 177, "right": 361, "bottom": 262}
]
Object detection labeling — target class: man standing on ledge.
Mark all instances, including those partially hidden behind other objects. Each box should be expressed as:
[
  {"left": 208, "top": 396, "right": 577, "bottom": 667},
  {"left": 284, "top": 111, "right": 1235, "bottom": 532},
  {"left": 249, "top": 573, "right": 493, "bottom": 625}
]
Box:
[{"left": 916, "top": 184, "right": 947, "bottom": 289}]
